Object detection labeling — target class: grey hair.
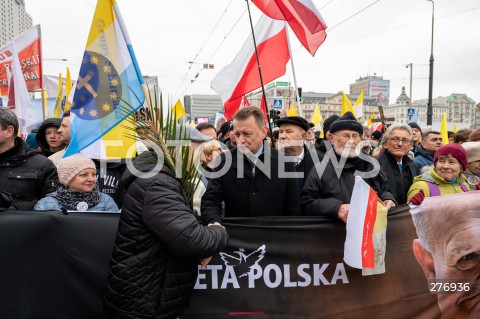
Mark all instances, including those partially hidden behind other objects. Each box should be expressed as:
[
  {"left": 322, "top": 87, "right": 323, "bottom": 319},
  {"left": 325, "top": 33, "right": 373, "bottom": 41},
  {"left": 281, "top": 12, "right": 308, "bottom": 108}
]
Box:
[{"left": 380, "top": 124, "right": 412, "bottom": 148}]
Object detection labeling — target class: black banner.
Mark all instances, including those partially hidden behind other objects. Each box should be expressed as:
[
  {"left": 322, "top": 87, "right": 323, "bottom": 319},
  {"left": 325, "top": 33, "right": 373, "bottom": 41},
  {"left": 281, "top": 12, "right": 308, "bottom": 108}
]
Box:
[{"left": 0, "top": 206, "right": 440, "bottom": 318}]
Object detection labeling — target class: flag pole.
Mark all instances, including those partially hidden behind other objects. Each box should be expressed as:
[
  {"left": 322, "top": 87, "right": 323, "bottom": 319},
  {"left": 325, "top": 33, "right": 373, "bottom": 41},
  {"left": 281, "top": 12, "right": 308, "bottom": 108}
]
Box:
[
  {"left": 245, "top": 0, "right": 275, "bottom": 145},
  {"left": 112, "top": 3, "right": 150, "bottom": 109},
  {"left": 38, "top": 25, "right": 46, "bottom": 121},
  {"left": 285, "top": 25, "right": 302, "bottom": 118}
]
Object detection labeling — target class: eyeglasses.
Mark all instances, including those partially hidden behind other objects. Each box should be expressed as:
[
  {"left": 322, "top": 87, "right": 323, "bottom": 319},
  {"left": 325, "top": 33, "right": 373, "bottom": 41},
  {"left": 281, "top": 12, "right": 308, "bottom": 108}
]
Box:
[
  {"left": 333, "top": 133, "right": 361, "bottom": 141},
  {"left": 389, "top": 137, "right": 412, "bottom": 145}
]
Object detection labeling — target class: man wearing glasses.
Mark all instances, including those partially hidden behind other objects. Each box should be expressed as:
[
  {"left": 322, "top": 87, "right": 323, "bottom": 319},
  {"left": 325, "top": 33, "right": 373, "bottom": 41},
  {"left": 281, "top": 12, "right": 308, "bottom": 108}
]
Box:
[
  {"left": 415, "top": 131, "right": 443, "bottom": 172},
  {"left": 377, "top": 124, "right": 419, "bottom": 204},
  {"left": 301, "top": 112, "right": 395, "bottom": 222}
]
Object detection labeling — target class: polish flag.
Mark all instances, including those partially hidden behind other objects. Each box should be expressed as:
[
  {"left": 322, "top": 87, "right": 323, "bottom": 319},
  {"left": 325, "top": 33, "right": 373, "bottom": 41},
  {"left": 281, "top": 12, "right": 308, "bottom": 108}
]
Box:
[
  {"left": 344, "top": 177, "right": 378, "bottom": 269},
  {"left": 211, "top": 15, "right": 289, "bottom": 120},
  {"left": 252, "top": 0, "right": 327, "bottom": 56}
]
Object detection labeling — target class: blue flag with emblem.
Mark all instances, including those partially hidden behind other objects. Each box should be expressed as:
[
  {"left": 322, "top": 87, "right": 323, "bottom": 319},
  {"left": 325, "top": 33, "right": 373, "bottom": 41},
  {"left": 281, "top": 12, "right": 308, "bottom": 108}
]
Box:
[{"left": 65, "top": 0, "right": 145, "bottom": 158}]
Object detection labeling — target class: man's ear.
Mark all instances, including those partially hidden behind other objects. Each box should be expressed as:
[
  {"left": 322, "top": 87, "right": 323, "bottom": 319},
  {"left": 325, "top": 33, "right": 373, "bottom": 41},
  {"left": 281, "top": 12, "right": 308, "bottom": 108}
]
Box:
[
  {"left": 413, "top": 239, "right": 436, "bottom": 280},
  {"left": 5, "top": 125, "right": 15, "bottom": 139},
  {"left": 301, "top": 131, "right": 307, "bottom": 140},
  {"left": 261, "top": 125, "right": 268, "bottom": 138}
]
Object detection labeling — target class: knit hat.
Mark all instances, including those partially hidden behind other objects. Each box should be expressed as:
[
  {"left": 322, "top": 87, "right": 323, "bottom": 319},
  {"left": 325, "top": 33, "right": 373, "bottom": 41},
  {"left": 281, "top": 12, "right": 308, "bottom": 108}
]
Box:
[
  {"left": 322, "top": 114, "right": 340, "bottom": 137},
  {"left": 58, "top": 154, "right": 96, "bottom": 186},
  {"left": 434, "top": 143, "right": 468, "bottom": 171},
  {"left": 275, "top": 116, "right": 310, "bottom": 132},
  {"left": 408, "top": 122, "right": 422, "bottom": 134},
  {"left": 468, "top": 128, "right": 480, "bottom": 142},
  {"left": 329, "top": 111, "right": 363, "bottom": 135},
  {"left": 462, "top": 141, "right": 480, "bottom": 163}
]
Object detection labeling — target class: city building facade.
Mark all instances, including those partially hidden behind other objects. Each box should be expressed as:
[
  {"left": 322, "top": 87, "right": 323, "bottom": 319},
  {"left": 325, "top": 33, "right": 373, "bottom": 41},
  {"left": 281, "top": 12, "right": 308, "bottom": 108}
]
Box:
[
  {"left": 184, "top": 94, "right": 223, "bottom": 123},
  {"left": 0, "top": 0, "right": 32, "bottom": 46}
]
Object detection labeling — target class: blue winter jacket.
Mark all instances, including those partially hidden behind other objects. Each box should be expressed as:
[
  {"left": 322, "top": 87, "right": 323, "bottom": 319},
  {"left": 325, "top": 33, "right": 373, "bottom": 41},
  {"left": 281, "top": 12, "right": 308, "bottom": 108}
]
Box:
[
  {"left": 414, "top": 145, "right": 434, "bottom": 173},
  {"left": 34, "top": 192, "right": 119, "bottom": 212}
]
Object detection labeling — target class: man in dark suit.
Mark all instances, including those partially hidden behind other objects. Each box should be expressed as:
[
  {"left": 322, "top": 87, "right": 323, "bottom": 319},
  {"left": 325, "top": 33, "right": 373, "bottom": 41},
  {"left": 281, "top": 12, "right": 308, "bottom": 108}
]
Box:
[
  {"left": 201, "top": 107, "right": 300, "bottom": 224},
  {"left": 276, "top": 116, "right": 319, "bottom": 190}
]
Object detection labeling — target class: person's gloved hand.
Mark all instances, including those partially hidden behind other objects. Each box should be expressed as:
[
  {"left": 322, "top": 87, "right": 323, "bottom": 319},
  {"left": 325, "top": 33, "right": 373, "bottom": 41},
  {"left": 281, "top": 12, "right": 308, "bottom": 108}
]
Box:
[{"left": 409, "top": 190, "right": 425, "bottom": 205}]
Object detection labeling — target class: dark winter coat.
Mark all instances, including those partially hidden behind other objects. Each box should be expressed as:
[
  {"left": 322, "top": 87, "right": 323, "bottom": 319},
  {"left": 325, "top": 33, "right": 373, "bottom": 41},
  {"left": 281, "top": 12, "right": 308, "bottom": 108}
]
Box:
[
  {"left": 201, "top": 146, "right": 301, "bottom": 225},
  {"left": 35, "top": 118, "right": 62, "bottom": 157},
  {"left": 104, "top": 151, "right": 228, "bottom": 319},
  {"left": 0, "top": 137, "right": 58, "bottom": 211},
  {"left": 294, "top": 145, "right": 320, "bottom": 190},
  {"left": 377, "top": 150, "right": 419, "bottom": 204},
  {"left": 93, "top": 159, "right": 126, "bottom": 208},
  {"left": 301, "top": 151, "right": 395, "bottom": 219}
]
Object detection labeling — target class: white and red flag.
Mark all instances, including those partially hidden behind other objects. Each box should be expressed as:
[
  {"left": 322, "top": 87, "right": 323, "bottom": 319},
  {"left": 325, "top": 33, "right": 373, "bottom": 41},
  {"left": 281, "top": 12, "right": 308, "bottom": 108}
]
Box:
[
  {"left": 0, "top": 25, "right": 42, "bottom": 92},
  {"left": 252, "top": 0, "right": 327, "bottom": 56},
  {"left": 211, "top": 14, "right": 290, "bottom": 120},
  {"left": 344, "top": 176, "right": 379, "bottom": 270}
]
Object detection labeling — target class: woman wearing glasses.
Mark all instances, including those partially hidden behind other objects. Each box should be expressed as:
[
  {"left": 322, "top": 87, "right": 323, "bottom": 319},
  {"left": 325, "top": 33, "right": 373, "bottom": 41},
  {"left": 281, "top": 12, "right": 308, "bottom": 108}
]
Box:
[
  {"left": 377, "top": 124, "right": 419, "bottom": 204},
  {"left": 408, "top": 143, "right": 477, "bottom": 204}
]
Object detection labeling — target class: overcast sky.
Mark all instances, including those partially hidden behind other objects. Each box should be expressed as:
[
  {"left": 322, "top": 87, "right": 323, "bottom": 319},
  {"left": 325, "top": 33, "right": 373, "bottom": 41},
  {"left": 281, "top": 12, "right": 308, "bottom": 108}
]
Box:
[{"left": 27, "top": 0, "right": 480, "bottom": 103}]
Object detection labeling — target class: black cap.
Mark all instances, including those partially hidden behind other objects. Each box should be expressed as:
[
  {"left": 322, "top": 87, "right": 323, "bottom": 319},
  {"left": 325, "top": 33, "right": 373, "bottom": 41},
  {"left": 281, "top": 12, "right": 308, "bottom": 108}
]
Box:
[
  {"left": 408, "top": 122, "right": 422, "bottom": 134},
  {"left": 329, "top": 112, "right": 363, "bottom": 135},
  {"left": 371, "top": 130, "right": 383, "bottom": 141},
  {"left": 322, "top": 114, "right": 340, "bottom": 139},
  {"left": 275, "top": 116, "right": 309, "bottom": 131}
]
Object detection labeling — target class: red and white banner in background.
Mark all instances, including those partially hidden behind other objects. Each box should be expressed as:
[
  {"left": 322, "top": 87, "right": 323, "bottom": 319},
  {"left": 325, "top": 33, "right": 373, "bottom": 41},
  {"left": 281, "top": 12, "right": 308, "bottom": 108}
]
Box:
[
  {"left": 211, "top": 14, "right": 290, "bottom": 120},
  {"left": 0, "top": 25, "right": 42, "bottom": 93},
  {"left": 252, "top": 0, "right": 327, "bottom": 56}
]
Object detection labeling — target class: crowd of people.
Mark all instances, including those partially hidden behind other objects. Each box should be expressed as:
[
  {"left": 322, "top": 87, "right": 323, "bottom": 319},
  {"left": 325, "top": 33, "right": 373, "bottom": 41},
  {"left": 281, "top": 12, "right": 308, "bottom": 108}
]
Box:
[{"left": 1, "top": 105, "right": 480, "bottom": 318}]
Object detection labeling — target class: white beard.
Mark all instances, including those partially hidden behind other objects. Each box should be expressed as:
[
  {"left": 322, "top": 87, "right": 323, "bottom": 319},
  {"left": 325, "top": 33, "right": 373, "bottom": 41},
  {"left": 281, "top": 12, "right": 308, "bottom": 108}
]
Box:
[{"left": 334, "top": 141, "right": 360, "bottom": 158}]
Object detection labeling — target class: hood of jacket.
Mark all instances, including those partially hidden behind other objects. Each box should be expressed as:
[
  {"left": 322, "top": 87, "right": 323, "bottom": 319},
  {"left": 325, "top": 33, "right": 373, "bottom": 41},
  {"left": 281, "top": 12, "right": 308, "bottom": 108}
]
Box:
[{"left": 36, "top": 118, "right": 62, "bottom": 154}]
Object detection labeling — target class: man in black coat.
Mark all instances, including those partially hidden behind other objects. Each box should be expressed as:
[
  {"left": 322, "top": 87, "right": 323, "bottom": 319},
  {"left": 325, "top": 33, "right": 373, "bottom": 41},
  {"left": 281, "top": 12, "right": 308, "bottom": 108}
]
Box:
[
  {"left": 0, "top": 108, "right": 58, "bottom": 210},
  {"left": 104, "top": 150, "right": 228, "bottom": 319},
  {"left": 301, "top": 112, "right": 396, "bottom": 223},
  {"left": 377, "top": 124, "right": 419, "bottom": 204},
  {"left": 276, "top": 116, "right": 319, "bottom": 190},
  {"left": 201, "top": 107, "right": 300, "bottom": 224}
]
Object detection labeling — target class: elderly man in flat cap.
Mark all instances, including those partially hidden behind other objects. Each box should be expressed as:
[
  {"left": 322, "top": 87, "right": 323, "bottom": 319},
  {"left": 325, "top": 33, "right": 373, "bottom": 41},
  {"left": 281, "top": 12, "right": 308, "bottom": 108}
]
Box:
[
  {"left": 276, "top": 116, "right": 319, "bottom": 190},
  {"left": 301, "top": 111, "right": 396, "bottom": 223}
]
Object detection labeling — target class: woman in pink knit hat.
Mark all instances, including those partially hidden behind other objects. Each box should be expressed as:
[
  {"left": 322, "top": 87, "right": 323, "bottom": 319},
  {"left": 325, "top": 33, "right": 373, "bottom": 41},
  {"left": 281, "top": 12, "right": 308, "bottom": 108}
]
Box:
[
  {"left": 407, "top": 143, "right": 478, "bottom": 204},
  {"left": 34, "top": 154, "right": 118, "bottom": 212}
]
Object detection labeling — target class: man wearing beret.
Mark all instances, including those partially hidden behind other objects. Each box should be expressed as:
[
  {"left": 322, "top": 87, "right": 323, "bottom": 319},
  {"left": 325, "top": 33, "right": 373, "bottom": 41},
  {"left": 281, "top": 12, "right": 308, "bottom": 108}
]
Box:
[
  {"left": 276, "top": 116, "right": 319, "bottom": 190},
  {"left": 301, "top": 111, "right": 396, "bottom": 223}
]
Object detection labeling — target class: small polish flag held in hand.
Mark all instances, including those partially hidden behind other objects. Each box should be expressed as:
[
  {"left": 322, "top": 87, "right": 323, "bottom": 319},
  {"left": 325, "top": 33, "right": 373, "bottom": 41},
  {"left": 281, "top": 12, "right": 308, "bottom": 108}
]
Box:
[{"left": 344, "top": 176, "right": 388, "bottom": 276}]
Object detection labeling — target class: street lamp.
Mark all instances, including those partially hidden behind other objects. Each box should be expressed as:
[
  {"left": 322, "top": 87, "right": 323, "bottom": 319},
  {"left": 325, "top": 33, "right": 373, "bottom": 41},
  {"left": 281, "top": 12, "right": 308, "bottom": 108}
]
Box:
[
  {"left": 43, "top": 58, "right": 68, "bottom": 62},
  {"left": 426, "top": 0, "right": 434, "bottom": 125},
  {"left": 406, "top": 63, "right": 413, "bottom": 105}
]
